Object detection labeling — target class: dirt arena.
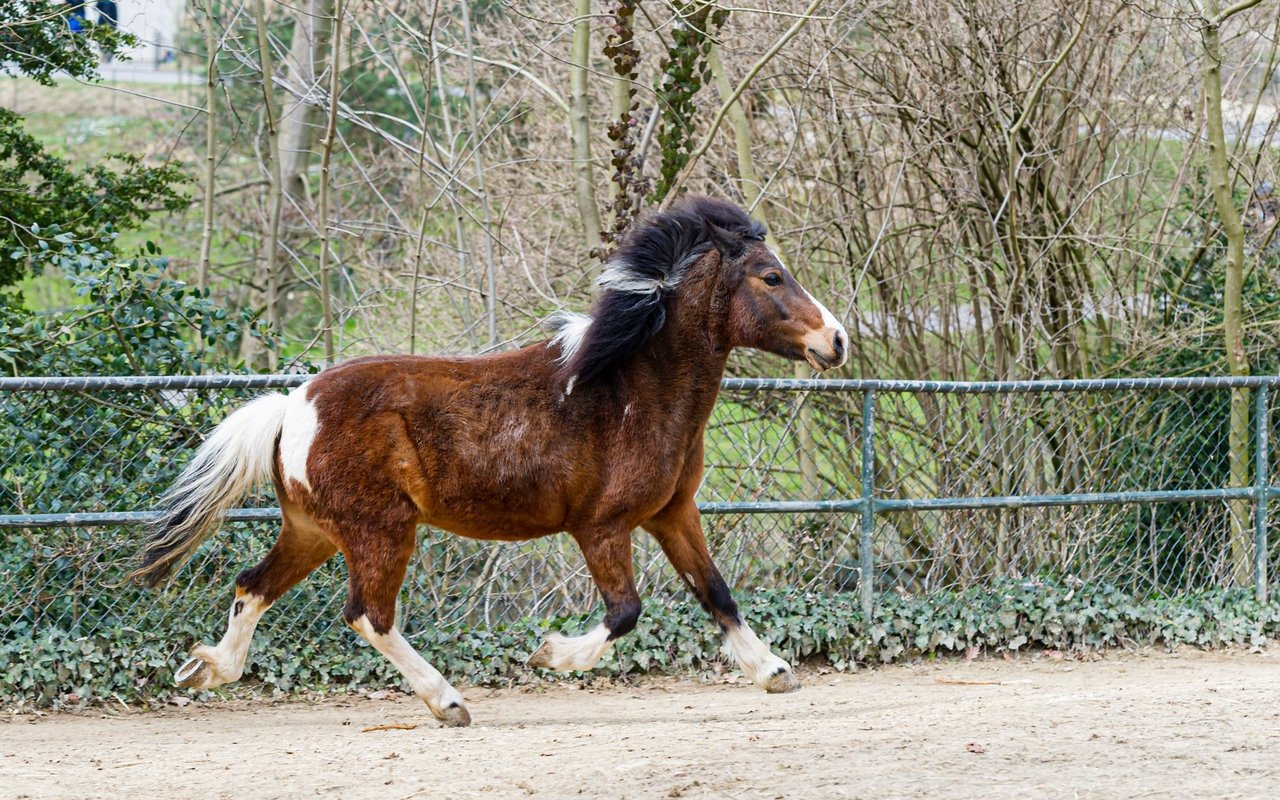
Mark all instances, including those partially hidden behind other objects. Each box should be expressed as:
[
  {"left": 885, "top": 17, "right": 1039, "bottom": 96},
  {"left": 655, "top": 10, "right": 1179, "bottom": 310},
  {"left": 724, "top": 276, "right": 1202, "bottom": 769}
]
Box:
[{"left": 3, "top": 649, "right": 1277, "bottom": 799}]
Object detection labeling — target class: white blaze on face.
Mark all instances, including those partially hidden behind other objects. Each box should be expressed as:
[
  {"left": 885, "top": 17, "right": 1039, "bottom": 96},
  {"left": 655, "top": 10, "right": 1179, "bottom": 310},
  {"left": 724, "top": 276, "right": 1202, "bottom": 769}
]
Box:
[
  {"left": 279, "top": 382, "right": 319, "bottom": 492},
  {"left": 800, "top": 285, "right": 849, "bottom": 369},
  {"left": 769, "top": 247, "right": 848, "bottom": 370}
]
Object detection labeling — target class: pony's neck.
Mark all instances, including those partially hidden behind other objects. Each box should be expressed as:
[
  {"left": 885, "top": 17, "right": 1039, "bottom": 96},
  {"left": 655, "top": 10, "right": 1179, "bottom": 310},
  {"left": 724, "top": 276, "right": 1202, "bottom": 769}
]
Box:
[{"left": 633, "top": 255, "right": 733, "bottom": 418}]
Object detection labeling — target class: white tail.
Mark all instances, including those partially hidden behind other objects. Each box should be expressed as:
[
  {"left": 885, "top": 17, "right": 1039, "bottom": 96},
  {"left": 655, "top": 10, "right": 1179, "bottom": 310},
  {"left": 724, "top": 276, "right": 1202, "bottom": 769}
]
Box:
[{"left": 133, "top": 392, "right": 293, "bottom": 587}]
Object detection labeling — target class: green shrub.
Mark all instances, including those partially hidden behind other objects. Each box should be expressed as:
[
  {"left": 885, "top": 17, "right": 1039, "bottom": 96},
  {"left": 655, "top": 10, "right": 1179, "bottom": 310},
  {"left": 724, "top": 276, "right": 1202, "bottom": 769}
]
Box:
[{"left": 5, "top": 580, "right": 1276, "bottom": 709}]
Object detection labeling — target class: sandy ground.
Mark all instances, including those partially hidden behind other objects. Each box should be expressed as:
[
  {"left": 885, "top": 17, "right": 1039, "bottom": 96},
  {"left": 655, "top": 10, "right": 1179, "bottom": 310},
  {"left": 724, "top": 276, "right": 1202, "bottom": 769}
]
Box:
[{"left": 3, "top": 649, "right": 1278, "bottom": 799}]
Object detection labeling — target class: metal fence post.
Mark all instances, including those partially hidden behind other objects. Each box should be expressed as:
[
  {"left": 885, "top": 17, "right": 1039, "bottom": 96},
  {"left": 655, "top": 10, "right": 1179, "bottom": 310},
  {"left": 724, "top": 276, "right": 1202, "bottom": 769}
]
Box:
[
  {"left": 860, "top": 390, "right": 877, "bottom": 620},
  {"left": 1255, "top": 385, "right": 1270, "bottom": 604}
]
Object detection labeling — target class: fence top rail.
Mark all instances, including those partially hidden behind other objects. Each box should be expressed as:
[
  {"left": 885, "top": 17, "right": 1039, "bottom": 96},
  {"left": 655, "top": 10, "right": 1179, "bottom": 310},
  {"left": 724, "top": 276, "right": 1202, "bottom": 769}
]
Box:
[
  {"left": 0, "top": 374, "right": 311, "bottom": 391},
  {"left": 722, "top": 376, "right": 1280, "bottom": 392},
  {"left": 3, "top": 373, "right": 1280, "bottom": 393}
]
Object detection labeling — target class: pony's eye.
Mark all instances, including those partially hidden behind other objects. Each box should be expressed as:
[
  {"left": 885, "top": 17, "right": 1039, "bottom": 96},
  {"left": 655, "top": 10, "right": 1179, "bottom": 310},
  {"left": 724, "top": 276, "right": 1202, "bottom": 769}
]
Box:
[{"left": 763, "top": 273, "right": 783, "bottom": 287}]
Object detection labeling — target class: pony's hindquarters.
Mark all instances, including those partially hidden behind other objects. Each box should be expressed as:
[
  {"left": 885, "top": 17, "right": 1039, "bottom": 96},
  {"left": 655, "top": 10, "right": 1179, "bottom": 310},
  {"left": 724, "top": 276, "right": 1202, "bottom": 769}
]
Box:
[
  {"left": 132, "top": 390, "right": 295, "bottom": 587},
  {"left": 144, "top": 377, "right": 471, "bottom": 724},
  {"left": 139, "top": 384, "right": 342, "bottom": 693}
]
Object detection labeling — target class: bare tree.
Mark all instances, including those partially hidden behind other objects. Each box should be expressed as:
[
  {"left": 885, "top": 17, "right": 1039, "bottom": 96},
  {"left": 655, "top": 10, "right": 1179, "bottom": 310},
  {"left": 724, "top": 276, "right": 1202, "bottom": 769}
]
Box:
[{"left": 1199, "top": 0, "right": 1268, "bottom": 585}]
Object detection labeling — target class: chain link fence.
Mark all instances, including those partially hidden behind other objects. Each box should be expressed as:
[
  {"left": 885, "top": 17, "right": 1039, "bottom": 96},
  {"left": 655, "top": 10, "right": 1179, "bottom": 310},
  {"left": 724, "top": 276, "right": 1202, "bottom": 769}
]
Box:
[{"left": 3, "top": 374, "right": 1278, "bottom": 699}]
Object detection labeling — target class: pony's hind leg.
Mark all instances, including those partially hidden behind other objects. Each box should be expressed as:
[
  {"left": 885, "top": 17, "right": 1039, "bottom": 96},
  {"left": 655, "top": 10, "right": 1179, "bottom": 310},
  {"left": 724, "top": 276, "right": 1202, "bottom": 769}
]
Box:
[
  {"left": 177, "top": 506, "right": 336, "bottom": 690},
  {"left": 528, "top": 525, "right": 640, "bottom": 672},
  {"left": 342, "top": 520, "right": 470, "bottom": 728},
  {"left": 644, "top": 502, "right": 800, "bottom": 694}
]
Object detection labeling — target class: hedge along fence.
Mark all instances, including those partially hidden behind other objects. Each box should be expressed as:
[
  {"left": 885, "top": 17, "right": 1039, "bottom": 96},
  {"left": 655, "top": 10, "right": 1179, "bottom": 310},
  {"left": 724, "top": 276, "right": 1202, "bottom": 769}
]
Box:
[
  {"left": 3, "top": 374, "right": 1280, "bottom": 707},
  {"left": 5, "top": 583, "right": 1280, "bottom": 708}
]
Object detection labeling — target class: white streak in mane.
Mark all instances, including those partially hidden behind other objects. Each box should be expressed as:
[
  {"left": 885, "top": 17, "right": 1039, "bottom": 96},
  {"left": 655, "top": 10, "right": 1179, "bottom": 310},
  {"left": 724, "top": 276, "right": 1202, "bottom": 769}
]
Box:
[
  {"left": 548, "top": 311, "right": 592, "bottom": 365},
  {"left": 596, "top": 258, "right": 679, "bottom": 296}
]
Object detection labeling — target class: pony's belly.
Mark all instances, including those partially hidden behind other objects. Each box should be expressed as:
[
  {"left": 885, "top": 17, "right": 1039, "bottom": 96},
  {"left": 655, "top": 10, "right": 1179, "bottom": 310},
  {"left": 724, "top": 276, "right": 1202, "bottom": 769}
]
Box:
[
  {"left": 410, "top": 452, "right": 579, "bottom": 541},
  {"left": 422, "top": 509, "right": 562, "bottom": 542}
]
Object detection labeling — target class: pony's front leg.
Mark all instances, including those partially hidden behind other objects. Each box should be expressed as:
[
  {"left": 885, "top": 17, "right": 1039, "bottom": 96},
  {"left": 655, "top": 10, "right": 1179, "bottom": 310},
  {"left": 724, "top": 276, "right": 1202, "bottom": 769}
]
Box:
[
  {"left": 643, "top": 503, "right": 800, "bottom": 694},
  {"left": 528, "top": 527, "right": 640, "bottom": 672}
]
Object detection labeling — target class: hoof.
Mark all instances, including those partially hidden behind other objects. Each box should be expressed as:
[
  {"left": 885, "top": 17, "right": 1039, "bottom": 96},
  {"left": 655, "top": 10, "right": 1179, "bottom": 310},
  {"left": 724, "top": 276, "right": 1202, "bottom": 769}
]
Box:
[
  {"left": 526, "top": 640, "right": 555, "bottom": 669},
  {"left": 175, "top": 643, "right": 236, "bottom": 690},
  {"left": 175, "top": 655, "right": 212, "bottom": 689},
  {"left": 763, "top": 668, "right": 801, "bottom": 694},
  {"left": 436, "top": 702, "right": 472, "bottom": 728}
]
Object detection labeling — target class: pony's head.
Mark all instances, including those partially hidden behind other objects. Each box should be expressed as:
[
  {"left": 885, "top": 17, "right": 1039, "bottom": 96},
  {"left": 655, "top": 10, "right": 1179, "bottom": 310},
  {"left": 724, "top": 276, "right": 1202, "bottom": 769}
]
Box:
[
  {"left": 550, "top": 195, "right": 848, "bottom": 386},
  {"left": 703, "top": 212, "right": 848, "bottom": 373}
]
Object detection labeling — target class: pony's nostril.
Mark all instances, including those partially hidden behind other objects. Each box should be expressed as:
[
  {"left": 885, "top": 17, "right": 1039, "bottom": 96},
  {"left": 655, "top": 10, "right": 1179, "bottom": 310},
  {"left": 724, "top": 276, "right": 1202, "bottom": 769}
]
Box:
[{"left": 832, "top": 331, "right": 845, "bottom": 359}]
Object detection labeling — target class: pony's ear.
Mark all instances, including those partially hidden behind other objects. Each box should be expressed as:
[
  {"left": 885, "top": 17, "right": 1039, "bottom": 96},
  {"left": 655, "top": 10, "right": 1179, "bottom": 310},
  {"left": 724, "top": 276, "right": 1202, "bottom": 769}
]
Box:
[{"left": 707, "top": 222, "right": 748, "bottom": 260}]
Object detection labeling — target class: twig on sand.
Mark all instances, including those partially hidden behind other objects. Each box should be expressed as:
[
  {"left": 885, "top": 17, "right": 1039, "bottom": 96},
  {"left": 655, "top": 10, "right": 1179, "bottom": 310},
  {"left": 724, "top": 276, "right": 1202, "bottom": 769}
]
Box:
[{"left": 361, "top": 723, "right": 419, "bottom": 733}]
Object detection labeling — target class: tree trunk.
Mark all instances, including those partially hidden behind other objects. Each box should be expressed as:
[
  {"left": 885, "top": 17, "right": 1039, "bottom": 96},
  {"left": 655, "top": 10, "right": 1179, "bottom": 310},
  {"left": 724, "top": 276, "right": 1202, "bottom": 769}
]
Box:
[
  {"left": 707, "top": 43, "right": 760, "bottom": 209},
  {"left": 1201, "top": 0, "right": 1253, "bottom": 586},
  {"left": 315, "top": 0, "right": 341, "bottom": 364},
  {"left": 570, "top": 0, "right": 602, "bottom": 255},
  {"left": 460, "top": 0, "right": 498, "bottom": 348},
  {"left": 279, "top": 0, "right": 334, "bottom": 206},
  {"left": 197, "top": 0, "right": 217, "bottom": 297},
  {"left": 252, "top": 0, "right": 285, "bottom": 370}
]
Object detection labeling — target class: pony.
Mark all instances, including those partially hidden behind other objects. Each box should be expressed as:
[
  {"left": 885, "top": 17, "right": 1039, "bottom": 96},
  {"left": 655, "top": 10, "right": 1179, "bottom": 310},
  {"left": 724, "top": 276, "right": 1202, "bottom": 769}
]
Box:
[{"left": 133, "top": 195, "right": 848, "bottom": 727}]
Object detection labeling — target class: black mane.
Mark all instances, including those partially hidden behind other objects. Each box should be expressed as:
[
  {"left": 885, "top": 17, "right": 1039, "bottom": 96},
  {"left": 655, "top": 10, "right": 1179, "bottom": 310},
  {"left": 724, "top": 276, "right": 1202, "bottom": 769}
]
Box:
[{"left": 552, "top": 195, "right": 766, "bottom": 387}]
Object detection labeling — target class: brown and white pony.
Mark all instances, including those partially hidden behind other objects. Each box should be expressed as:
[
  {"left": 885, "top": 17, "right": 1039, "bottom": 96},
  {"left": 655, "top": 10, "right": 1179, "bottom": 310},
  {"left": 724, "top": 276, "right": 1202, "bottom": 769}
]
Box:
[{"left": 133, "top": 195, "right": 847, "bottom": 727}]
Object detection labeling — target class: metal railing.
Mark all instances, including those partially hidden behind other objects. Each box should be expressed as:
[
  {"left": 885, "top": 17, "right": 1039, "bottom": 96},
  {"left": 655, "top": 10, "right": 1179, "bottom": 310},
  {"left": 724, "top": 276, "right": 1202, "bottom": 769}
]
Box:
[{"left": 2, "top": 373, "right": 1277, "bottom": 643}]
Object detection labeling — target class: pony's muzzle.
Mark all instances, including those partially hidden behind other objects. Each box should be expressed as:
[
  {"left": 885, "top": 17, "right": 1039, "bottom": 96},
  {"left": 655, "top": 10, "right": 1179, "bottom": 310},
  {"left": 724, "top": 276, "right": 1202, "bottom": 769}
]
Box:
[{"left": 804, "top": 327, "right": 848, "bottom": 372}]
